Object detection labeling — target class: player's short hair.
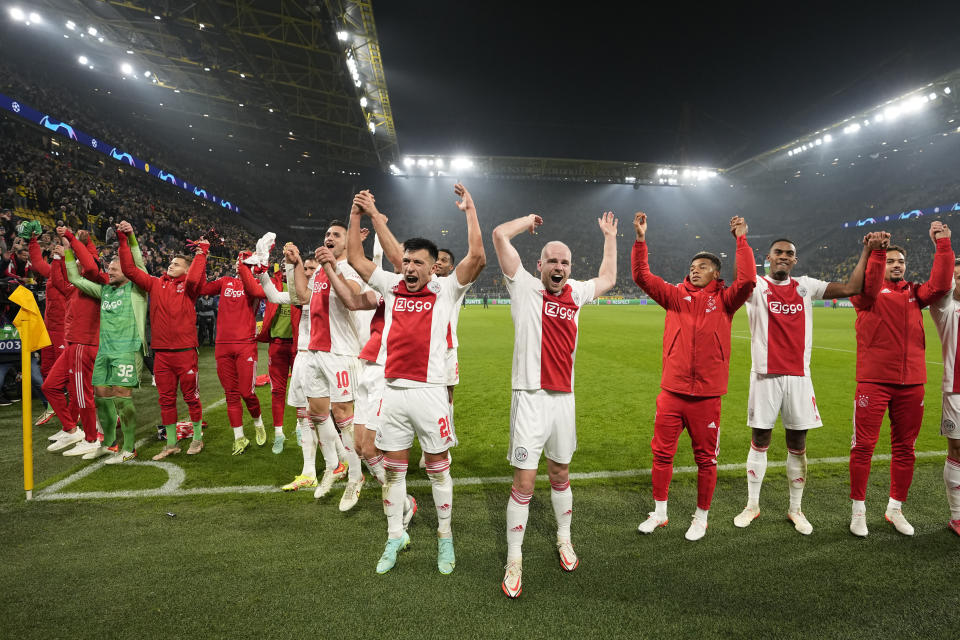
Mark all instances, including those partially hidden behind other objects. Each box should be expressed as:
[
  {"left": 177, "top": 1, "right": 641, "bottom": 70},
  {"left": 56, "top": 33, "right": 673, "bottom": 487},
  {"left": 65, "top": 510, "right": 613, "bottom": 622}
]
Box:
[
  {"left": 173, "top": 254, "right": 192, "bottom": 265},
  {"left": 303, "top": 255, "right": 319, "bottom": 265},
  {"left": 691, "top": 251, "right": 721, "bottom": 271},
  {"left": 438, "top": 248, "right": 455, "bottom": 264},
  {"left": 327, "top": 219, "right": 348, "bottom": 232},
  {"left": 887, "top": 245, "right": 906, "bottom": 258},
  {"left": 403, "top": 237, "right": 439, "bottom": 262},
  {"left": 954, "top": 258, "right": 960, "bottom": 267},
  {"left": 768, "top": 238, "right": 796, "bottom": 251}
]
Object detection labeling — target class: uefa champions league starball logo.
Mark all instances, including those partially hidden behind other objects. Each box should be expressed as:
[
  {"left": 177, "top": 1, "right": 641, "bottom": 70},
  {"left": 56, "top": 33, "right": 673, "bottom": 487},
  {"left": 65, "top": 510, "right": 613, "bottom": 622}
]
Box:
[
  {"left": 92, "top": 139, "right": 98, "bottom": 148},
  {"left": 11, "top": 101, "right": 20, "bottom": 113}
]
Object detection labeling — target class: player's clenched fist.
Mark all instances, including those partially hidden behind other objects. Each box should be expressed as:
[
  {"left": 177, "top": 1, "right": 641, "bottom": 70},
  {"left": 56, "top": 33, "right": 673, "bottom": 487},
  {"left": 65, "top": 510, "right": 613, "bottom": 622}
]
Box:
[{"left": 633, "top": 211, "right": 647, "bottom": 240}]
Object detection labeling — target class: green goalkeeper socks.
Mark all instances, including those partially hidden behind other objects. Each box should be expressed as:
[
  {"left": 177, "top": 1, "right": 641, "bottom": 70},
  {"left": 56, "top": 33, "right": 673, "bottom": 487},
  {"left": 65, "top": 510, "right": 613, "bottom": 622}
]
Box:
[
  {"left": 165, "top": 424, "right": 177, "bottom": 448},
  {"left": 114, "top": 396, "right": 137, "bottom": 453},
  {"left": 95, "top": 396, "right": 118, "bottom": 448},
  {"left": 193, "top": 421, "right": 203, "bottom": 442}
]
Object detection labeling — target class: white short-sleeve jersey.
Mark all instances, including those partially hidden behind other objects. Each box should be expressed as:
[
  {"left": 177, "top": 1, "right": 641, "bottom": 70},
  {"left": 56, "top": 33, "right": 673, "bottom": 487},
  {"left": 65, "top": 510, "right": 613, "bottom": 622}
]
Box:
[
  {"left": 505, "top": 268, "right": 596, "bottom": 393},
  {"left": 307, "top": 260, "right": 364, "bottom": 356},
  {"left": 930, "top": 288, "right": 960, "bottom": 392},
  {"left": 368, "top": 267, "right": 471, "bottom": 387},
  {"left": 746, "top": 275, "right": 829, "bottom": 376}
]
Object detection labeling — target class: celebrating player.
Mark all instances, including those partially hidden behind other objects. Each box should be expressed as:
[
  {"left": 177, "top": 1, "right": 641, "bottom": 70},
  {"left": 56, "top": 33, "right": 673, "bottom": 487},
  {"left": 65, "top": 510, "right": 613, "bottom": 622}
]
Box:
[
  {"left": 114, "top": 221, "right": 208, "bottom": 459},
  {"left": 733, "top": 233, "right": 880, "bottom": 534},
  {"left": 492, "top": 211, "right": 617, "bottom": 599},
  {"left": 633, "top": 212, "right": 756, "bottom": 541},
  {"left": 347, "top": 184, "right": 485, "bottom": 575},
  {"left": 848, "top": 221, "right": 954, "bottom": 537},
  {"left": 929, "top": 258, "right": 960, "bottom": 537},
  {"left": 199, "top": 253, "right": 267, "bottom": 454},
  {"left": 290, "top": 220, "right": 364, "bottom": 500},
  {"left": 65, "top": 240, "right": 148, "bottom": 464}
]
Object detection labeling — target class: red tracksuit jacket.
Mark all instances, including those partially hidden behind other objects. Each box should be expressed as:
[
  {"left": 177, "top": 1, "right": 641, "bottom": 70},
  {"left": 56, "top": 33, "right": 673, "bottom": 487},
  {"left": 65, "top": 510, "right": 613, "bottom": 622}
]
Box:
[
  {"left": 851, "top": 237, "right": 954, "bottom": 385},
  {"left": 118, "top": 232, "right": 207, "bottom": 350},
  {"left": 62, "top": 231, "right": 105, "bottom": 345},
  {"left": 200, "top": 273, "right": 265, "bottom": 344},
  {"left": 632, "top": 235, "right": 756, "bottom": 397},
  {"left": 28, "top": 237, "right": 67, "bottom": 333}
]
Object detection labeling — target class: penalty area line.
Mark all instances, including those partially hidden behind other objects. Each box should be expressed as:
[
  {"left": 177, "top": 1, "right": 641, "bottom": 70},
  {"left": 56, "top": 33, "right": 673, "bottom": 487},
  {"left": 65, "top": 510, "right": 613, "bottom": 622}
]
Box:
[{"left": 34, "top": 450, "right": 946, "bottom": 500}]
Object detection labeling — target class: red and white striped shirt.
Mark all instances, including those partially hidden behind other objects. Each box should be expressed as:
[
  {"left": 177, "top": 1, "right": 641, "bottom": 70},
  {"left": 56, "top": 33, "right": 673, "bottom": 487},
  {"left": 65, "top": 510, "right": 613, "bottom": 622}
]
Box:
[
  {"left": 306, "top": 260, "right": 364, "bottom": 356},
  {"left": 746, "top": 275, "right": 829, "bottom": 377},
  {"left": 368, "top": 267, "right": 471, "bottom": 387},
  {"left": 505, "top": 268, "right": 596, "bottom": 393}
]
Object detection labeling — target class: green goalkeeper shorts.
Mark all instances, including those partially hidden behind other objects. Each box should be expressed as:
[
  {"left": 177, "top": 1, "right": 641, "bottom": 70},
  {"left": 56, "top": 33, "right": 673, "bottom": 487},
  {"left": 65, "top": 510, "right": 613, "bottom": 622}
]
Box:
[{"left": 92, "top": 351, "right": 143, "bottom": 388}]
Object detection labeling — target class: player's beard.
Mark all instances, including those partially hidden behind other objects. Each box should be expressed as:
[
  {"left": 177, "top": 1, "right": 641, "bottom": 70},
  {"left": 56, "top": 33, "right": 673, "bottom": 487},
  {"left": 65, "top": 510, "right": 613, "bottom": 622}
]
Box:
[{"left": 770, "top": 268, "right": 789, "bottom": 281}]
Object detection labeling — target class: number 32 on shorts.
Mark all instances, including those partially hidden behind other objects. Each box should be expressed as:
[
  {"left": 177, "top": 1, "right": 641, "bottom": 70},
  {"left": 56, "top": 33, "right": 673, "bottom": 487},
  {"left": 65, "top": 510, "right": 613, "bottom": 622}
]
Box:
[{"left": 117, "top": 364, "right": 134, "bottom": 378}]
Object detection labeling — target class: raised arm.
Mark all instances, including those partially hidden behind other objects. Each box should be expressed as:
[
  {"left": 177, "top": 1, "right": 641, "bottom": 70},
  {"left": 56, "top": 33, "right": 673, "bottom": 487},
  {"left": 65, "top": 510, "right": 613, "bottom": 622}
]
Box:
[
  {"left": 64, "top": 247, "right": 103, "bottom": 299},
  {"left": 62, "top": 228, "right": 101, "bottom": 281},
  {"left": 850, "top": 233, "right": 889, "bottom": 311},
  {"left": 720, "top": 216, "right": 757, "bottom": 311},
  {"left": 630, "top": 212, "right": 679, "bottom": 309},
  {"left": 317, "top": 247, "right": 376, "bottom": 311},
  {"left": 258, "top": 268, "right": 292, "bottom": 305},
  {"left": 823, "top": 233, "right": 881, "bottom": 299},
  {"left": 492, "top": 214, "right": 542, "bottom": 279},
  {"left": 592, "top": 212, "right": 618, "bottom": 296},
  {"left": 285, "top": 244, "right": 311, "bottom": 302},
  {"left": 118, "top": 221, "right": 147, "bottom": 271},
  {"left": 451, "top": 184, "right": 486, "bottom": 286},
  {"left": 353, "top": 190, "right": 403, "bottom": 271},
  {"left": 348, "top": 193, "right": 378, "bottom": 282},
  {"left": 49, "top": 245, "right": 71, "bottom": 297},
  {"left": 27, "top": 235, "right": 51, "bottom": 279},
  {"left": 918, "top": 222, "right": 955, "bottom": 306},
  {"left": 185, "top": 239, "right": 210, "bottom": 297},
  {"left": 237, "top": 261, "right": 266, "bottom": 299},
  {"left": 116, "top": 223, "right": 153, "bottom": 292}
]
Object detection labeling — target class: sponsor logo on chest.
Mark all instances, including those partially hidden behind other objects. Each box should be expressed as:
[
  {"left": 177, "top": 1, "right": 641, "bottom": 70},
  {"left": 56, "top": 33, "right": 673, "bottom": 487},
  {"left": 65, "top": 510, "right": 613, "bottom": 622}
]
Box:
[
  {"left": 102, "top": 298, "right": 124, "bottom": 311},
  {"left": 544, "top": 300, "right": 577, "bottom": 321},
  {"left": 768, "top": 300, "right": 804, "bottom": 315},
  {"left": 393, "top": 297, "right": 434, "bottom": 313},
  {"left": 222, "top": 287, "right": 245, "bottom": 298}
]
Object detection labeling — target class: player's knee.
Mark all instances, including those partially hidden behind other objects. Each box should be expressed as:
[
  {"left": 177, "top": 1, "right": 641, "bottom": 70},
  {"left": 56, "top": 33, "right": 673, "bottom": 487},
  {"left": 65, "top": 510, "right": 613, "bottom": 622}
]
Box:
[
  {"left": 947, "top": 440, "right": 960, "bottom": 458},
  {"left": 751, "top": 429, "right": 773, "bottom": 449}
]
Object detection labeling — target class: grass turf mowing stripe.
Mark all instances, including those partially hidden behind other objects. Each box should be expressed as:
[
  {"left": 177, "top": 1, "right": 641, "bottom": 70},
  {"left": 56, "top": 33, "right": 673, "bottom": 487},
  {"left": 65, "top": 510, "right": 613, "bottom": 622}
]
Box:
[{"left": 34, "top": 449, "right": 946, "bottom": 500}]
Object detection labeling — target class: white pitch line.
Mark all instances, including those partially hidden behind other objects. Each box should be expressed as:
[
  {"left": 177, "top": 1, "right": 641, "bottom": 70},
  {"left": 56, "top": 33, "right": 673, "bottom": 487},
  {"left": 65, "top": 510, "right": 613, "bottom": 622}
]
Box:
[
  {"left": 730, "top": 332, "right": 943, "bottom": 366},
  {"left": 34, "top": 450, "right": 946, "bottom": 500}
]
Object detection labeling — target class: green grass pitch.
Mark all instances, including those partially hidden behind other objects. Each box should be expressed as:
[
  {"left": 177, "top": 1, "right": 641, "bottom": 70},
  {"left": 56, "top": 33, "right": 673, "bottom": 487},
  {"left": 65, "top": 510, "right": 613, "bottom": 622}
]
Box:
[{"left": 0, "top": 306, "right": 955, "bottom": 639}]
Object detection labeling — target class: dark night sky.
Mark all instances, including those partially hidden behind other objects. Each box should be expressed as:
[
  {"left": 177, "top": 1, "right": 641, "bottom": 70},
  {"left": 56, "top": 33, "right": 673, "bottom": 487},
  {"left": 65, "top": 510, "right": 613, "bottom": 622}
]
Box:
[{"left": 374, "top": 1, "right": 960, "bottom": 168}]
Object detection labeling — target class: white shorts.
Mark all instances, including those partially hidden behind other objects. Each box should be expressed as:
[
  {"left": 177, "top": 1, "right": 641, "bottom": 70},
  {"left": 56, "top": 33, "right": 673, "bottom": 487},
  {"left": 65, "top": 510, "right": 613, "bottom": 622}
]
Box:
[
  {"left": 747, "top": 372, "right": 823, "bottom": 430},
  {"left": 355, "top": 360, "right": 385, "bottom": 428},
  {"left": 508, "top": 389, "right": 576, "bottom": 469},
  {"left": 446, "top": 348, "right": 459, "bottom": 386},
  {"left": 940, "top": 392, "right": 960, "bottom": 439},
  {"left": 303, "top": 351, "right": 357, "bottom": 402},
  {"left": 374, "top": 385, "right": 457, "bottom": 454},
  {"left": 286, "top": 351, "right": 310, "bottom": 408}
]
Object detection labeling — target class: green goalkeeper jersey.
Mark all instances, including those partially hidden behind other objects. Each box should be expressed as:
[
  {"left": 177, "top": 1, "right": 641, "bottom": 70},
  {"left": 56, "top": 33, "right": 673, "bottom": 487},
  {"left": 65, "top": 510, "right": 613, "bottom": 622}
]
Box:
[{"left": 98, "top": 281, "right": 142, "bottom": 355}]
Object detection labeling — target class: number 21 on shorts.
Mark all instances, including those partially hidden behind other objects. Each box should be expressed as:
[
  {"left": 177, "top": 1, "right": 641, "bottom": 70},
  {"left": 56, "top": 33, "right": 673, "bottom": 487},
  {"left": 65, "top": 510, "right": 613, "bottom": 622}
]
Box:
[{"left": 438, "top": 416, "right": 451, "bottom": 438}]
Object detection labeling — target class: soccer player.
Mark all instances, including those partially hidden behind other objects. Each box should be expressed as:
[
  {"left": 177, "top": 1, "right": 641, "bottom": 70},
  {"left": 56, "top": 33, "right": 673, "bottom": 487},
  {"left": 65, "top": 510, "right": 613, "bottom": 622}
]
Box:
[
  {"left": 114, "top": 221, "right": 208, "bottom": 459},
  {"left": 44, "top": 229, "right": 108, "bottom": 457},
  {"left": 347, "top": 184, "right": 485, "bottom": 575},
  {"left": 290, "top": 220, "right": 364, "bottom": 500},
  {"left": 849, "top": 221, "right": 953, "bottom": 537},
  {"left": 200, "top": 255, "right": 267, "bottom": 454},
  {"left": 633, "top": 212, "right": 756, "bottom": 541},
  {"left": 929, "top": 258, "right": 960, "bottom": 537},
  {"left": 65, "top": 241, "right": 148, "bottom": 464},
  {"left": 27, "top": 230, "right": 66, "bottom": 425},
  {"left": 733, "top": 233, "right": 881, "bottom": 535},
  {"left": 248, "top": 257, "right": 297, "bottom": 454},
  {"left": 492, "top": 211, "right": 618, "bottom": 599}
]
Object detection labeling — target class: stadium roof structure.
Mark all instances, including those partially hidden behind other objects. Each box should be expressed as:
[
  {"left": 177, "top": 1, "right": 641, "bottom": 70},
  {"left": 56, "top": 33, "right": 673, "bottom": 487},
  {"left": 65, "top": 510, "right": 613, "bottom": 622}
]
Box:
[{"left": 28, "top": 0, "right": 398, "bottom": 171}]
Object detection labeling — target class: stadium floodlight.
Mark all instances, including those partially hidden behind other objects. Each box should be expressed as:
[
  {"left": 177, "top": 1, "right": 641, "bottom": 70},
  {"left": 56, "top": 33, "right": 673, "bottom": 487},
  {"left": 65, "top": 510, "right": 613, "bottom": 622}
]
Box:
[
  {"left": 238, "top": 103, "right": 244, "bottom": 107},
  {"left": 9, "top": 7, "right": 24, "bottom": 21},
  {"left": 824, "top": 134, "right": 833, "bottom": 142},
  {"left": 87, "top": 26, "right": 97, "bottom": 36},
  {"left": 788, "top": 150, "right": 793, "bottom": 156},
  {"left": 403, "top": 157, "right": 414, "bottom": 167},
  {"left": 417, "top": 158, "right": 428, "bottom": 167},
  {"left": 78, "top": 55, "right": 88, "bottom": 65},
  {"left": 451, "top": 157, "right": 474, "bottom": 170},
  {"left": 359, "top": 96, "right": 368, "bottom": 108},
  {"left": 945, "top": 87, "right": 952, "bottom": 95},
  {"left": 843, "top": 123, "right": 861, "bottom": 134},
  {"left": 126, "top": 49, "right": 134, "bottom": 54},
  {"left": 929, "top": 92, "right": 938, "bottom": 100},
  {"left": 98, "top": 37, "right": 104, "bottom": 43},
  {"left": 153, "top": 15, "right": 161, "bottom": 20},
  {"left": 28, "top": 11, "right": 40, "bottom": 23},
  {"left": 368, "top": 121, "right": 376, "bottom": 134},
  {"left": 203, "top": 67, "right": 211, "bottom": 71},
  {"left": 435, "top": 158, "right": 444, "bottom": 169},
  {"left": 337, "top": 30, "right": 348, "bottom": 41},
  {"left": 268, "top": 107, "right": 274, "bottom": 112},
  {"left": 198, "top": 23, "right": 205, "bottom": 30},
  {"left": 143, "top": 70, "right": 151, "bottom": 78},
  {"left": 121, "top": 62, "right": 133, "bottom": 75},
  {"left": 815, "top": 138, "right": 822, "bottom": 145},
  {"left": 66, "top": 20, "right": 76, "bottom": 30}
]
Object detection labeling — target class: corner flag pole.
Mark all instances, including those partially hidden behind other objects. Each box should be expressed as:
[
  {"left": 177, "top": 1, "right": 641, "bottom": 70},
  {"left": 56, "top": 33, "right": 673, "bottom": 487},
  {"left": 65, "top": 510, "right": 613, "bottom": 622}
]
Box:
[{"left": 10, "top": 285, "right": 52, "bottom": 501}]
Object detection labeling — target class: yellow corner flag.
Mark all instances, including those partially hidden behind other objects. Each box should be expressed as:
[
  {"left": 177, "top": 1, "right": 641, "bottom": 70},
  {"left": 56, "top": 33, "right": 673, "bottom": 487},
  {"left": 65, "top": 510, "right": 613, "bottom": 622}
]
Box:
[{"left": 10, "top": 286, "right": 51, "bottom": 501}]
